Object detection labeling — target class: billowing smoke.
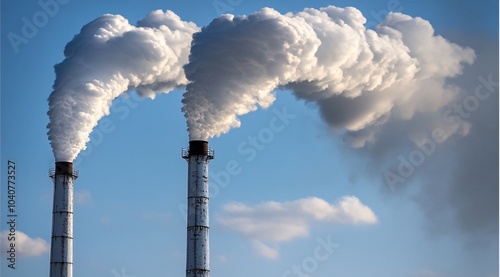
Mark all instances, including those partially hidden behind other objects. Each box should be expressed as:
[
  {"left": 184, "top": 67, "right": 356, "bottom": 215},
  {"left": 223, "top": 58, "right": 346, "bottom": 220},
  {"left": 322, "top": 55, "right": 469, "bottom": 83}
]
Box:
[
  {"left": 182, "top": 6, "right": 498, "bottom": 241},
  {"left": 182, "top": 6, "right": 475, "bottom": 141},
  {"left": 47, "top": 10, "right": 198, "bottom": 162},
  {"left": 47, "top": 5, "right": 496, "bottom": 241}
]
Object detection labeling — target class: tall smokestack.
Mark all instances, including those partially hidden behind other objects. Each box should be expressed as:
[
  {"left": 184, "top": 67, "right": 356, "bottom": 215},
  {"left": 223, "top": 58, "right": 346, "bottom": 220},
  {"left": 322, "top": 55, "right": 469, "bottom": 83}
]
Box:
[
  {"left": 49, "top": 162, "right": 78, "bottom": 277},
  {"left": 182, "top": 140, "right": 214, "bottom": 277}
]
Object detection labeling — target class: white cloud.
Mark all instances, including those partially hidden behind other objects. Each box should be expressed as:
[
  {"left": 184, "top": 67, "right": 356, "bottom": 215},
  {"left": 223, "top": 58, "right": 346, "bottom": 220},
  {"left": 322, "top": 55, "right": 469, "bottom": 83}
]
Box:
[
  {"left": 0, "top": 230, "right": 49, "bottom": 257},
  {"left": 217, "top": 196, "right": 376, "bottom": 259},
  {"left": 215, "top": 255, "right": 228, "bottom": 264},
  {"left": 252, "top": 241, "right": 280, "bottom": 260},
  {"left": 74, "top": 190, "right": 93, "bottom": 205}
]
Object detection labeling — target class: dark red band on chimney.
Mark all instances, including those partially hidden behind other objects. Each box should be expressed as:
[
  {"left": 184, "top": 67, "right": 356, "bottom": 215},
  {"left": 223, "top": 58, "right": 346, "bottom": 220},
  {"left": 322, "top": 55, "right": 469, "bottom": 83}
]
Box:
[
  {"left": 189, "top": 140, "right": 209, "bottom": 156},
  {"left": 55, "top": 162, "right": 73, "bottom": 176}
]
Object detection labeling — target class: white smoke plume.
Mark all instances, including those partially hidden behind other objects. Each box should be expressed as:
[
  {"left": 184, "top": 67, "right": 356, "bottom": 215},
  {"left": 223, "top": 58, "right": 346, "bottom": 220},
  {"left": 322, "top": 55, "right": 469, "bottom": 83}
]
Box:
[
  {"left": 182, "top": 6, "right": 475, "bottom": 143},
  {"left": 47, "top": 10, "right": 199, "bottom": 162},
  {"left": 183, "top": 5, "right": 499, "bottom": 243},
  {"left": 46, "top": 5, "right": 496, "bottom": 242}
]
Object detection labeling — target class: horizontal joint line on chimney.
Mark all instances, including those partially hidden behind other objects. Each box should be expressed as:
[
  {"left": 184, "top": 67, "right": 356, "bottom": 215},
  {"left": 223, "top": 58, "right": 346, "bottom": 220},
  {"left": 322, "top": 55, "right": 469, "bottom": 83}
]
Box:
[
  {"left": 187, "top": 226, "right": 210, "bottom": 229},
  {"left": 186, "top": 269, "right": 210, "bottom": 273},
  {"left": 52, "top": 235, "right": 73, "bottom": 239}
]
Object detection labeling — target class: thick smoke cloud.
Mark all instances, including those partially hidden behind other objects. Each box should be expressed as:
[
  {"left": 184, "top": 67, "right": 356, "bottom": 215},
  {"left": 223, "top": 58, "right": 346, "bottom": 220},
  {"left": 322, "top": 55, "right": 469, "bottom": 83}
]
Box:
[
  {"left": 402, "top": 36, "right": 499, "bottom": 240},
  {"left": 47, "top": 5, "right": 496, "bottom": 241},
  {"left": 47, "top": 10, "right": 198, "bottom": 162},
  {"left": 182, "top": 6, "right": 497, "bottom": 241},
  {"left": 182, "top": 6, "right": 474, "bottom": 141}
]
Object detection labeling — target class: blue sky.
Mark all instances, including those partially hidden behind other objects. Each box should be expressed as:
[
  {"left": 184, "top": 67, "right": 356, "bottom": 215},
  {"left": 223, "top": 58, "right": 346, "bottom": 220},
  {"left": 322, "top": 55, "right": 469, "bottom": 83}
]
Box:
[{"left": 1, "top": 1, "right": 498, "bottom": 277}]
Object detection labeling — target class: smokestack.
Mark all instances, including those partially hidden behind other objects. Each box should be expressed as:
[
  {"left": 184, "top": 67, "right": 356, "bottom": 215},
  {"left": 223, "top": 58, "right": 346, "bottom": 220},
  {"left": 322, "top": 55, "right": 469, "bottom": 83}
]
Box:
[
  {"left": 49, "top": 162, "right": 78, "bottom": 277},
  {"left": 182, "top": 140, "right": 214, "bottom": 277}
]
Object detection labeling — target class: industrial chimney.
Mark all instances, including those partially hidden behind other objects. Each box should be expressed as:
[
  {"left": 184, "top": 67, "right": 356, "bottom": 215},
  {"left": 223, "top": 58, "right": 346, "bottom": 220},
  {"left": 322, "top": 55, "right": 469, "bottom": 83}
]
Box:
[
  {"left": 49, "top": 162, "right": 78, "bottom": 277},
  {"left": 182, "top": 140, "right": 214, "bottom": 277}
]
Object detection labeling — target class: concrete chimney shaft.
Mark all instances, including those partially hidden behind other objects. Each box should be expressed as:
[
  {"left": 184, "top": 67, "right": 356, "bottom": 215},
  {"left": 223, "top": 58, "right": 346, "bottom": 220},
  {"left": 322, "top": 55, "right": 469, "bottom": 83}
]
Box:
[
  {"left": 49, "top": 162, "right": 77, "bottom": 277},
  {"left": 183, "top": 140, "right": 214, "bottom": 277}
]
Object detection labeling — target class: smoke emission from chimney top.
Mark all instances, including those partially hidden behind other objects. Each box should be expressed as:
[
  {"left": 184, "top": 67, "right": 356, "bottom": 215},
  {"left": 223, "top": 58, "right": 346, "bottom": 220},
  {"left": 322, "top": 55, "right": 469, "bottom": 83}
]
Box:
[
  {"left": 47, "top": 10, "right": 198, "bottom": 162},
  {"left": 48, "top": 6, "right": 475, "bottom": 157},
  {"left": 45, "top": 5, "right": 494, "bottom": 245},
  {"left": 181, "top": 7, "right": 474, "bottom": 143}
]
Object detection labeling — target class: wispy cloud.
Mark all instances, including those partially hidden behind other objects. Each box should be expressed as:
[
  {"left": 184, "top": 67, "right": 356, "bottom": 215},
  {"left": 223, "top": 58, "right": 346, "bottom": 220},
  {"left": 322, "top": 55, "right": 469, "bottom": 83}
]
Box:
[
  {"left": 252, "top": 240, "right": 279, "bottom": 260},
  {"left": 0, "top": 230, "right": 49, "bottom": 257},
  {"left": 100, "top": 216, "right": 112, "bottom": 226},
  {"left": 215, "top": 255, "right": 228, "bottom": 264},
  {"left": 74, "top": 190, "right": 93, "bottom": 206},
  {"left": 414, "top": 269, "right": 440, "bottom": 277},
  {"left": 217, "top": 196, "right": 376, "bottom": 258},
  {"left": 142, "top": 211, "right": 170, "bottom": 222}
]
